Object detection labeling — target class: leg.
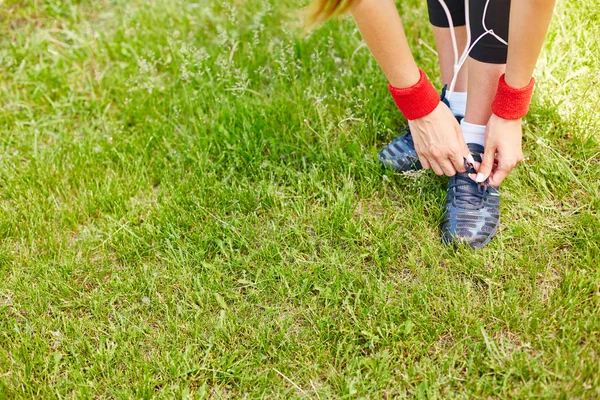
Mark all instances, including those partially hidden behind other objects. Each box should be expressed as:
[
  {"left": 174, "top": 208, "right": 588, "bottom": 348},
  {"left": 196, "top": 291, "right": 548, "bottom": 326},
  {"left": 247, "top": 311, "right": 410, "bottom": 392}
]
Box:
[
  {"left": 432, "top": 26, "right": 468, "bottom": 92},
  {"left": 426, "top": 0, "right": 469, "bottom": 115},
  {"left": 463, "top": 0, "right": 511, "bottom": 125},
  {"left": 463, "top": 59, "right": 505, "bottom": 125},
  {"left": 442, "top": 0, "right": 511, "bottom": 249}
]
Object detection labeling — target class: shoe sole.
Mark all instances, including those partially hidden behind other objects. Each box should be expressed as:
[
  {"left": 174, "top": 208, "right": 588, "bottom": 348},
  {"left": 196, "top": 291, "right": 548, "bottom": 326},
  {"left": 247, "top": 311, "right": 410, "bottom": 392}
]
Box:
[
  {"left": 378, "top": 157, "right": 422, "bottom": 173},
  {"left": 442, "top": 214, "right": 500, "bottom": 250},
  {"left": 471, "top": 215, "right": 500, "bottom": 249}
]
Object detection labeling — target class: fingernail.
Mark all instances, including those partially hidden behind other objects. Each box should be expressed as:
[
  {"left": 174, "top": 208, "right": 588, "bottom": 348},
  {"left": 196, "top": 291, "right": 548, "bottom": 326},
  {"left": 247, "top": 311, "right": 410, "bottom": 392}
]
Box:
[
  {"left": 476, "top": 173, "right": 485, "bottom": 183},
  {"left": 466, "top": 154, "right": 476, "bottom": 165},
  {"left": 468, "top": 174, "right": 476, "bottom": 181}
]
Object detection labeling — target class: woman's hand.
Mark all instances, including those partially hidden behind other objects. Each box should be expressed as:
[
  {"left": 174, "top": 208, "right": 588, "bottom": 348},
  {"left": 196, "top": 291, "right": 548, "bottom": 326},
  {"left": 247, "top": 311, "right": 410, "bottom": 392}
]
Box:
[
  {"left": 409, "top": 102, "right": 473, "bottom": 176},
  {"left": 471, "top": 114, "right": 524, "bottom": 186}
]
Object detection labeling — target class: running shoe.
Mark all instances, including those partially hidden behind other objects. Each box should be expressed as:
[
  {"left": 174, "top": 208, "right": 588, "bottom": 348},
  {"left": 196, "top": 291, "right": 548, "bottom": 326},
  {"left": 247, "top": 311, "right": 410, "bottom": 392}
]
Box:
[
  {"left": 378, "top": 85, "right": 454, "bottom": 173},
  {"left": 441, "top": 143, "right": 500, "bottom": 249}
]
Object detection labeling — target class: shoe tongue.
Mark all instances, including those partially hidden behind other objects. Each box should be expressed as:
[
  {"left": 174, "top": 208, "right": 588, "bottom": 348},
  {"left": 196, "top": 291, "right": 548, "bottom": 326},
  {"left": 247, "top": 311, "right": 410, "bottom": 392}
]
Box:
[
  {"left": 466, "top": 142, "right": 483, "bottom": 163},
  {"left": 467, "top": 143, "right": 484, "bottom": 156}
]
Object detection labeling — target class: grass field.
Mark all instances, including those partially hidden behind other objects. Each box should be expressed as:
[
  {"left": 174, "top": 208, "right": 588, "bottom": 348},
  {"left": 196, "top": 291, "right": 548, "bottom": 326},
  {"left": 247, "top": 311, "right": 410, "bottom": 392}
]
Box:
[{"left": 1, "top": 0, "right": 599, "bottom": 397}]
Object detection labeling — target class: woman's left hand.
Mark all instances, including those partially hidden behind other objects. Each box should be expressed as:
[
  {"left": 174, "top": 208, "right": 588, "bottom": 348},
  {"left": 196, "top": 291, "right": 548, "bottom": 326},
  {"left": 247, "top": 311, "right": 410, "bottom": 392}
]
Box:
[{"left": 470, "top": 114, "right": 524, "bottom": 187}]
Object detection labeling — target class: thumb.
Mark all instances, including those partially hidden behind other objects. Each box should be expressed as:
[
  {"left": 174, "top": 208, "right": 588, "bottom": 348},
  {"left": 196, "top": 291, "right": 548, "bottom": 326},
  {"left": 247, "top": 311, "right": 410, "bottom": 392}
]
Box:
[
  {"left": 476, "top": 150, "right": 495, "bottom": 183},
  {"left": 458, "top": 131, "right": 477, "bottom": 168},
  {"left": 457, "top": 132, "right": 471, "bottom": 159}
]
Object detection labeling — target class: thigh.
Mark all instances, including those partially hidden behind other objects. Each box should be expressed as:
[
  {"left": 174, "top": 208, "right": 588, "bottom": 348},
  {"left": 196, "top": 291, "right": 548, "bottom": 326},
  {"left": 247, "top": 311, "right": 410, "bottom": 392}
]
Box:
[
  {"left": 427, "top": 0, "right": 466, "bottom": 27},
  {"left": 469, "top": 0, "right": 511, "bottom": 64}
]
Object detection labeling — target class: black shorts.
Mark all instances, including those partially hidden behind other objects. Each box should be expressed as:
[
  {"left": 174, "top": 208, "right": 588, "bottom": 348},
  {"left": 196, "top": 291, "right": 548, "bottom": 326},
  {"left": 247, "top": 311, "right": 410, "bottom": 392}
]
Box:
[{"left": 426, "top": 0, "right": 510, "bottom": 64}]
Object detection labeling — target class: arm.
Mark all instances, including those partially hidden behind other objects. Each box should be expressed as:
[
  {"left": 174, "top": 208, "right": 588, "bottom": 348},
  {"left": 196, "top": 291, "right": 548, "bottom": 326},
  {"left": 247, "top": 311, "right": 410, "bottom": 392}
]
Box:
[
  {"left": 351, "top": 0, "right": 471, "bottom": 176},
  {"left": 350, "top": 0, "right": 420, "bottom": 88},
  {"left": 505, "top": 0, "right": 556, "bottom": 88},
  {"left": 476, "top": 0, "right": 556, "bottom": 186}
]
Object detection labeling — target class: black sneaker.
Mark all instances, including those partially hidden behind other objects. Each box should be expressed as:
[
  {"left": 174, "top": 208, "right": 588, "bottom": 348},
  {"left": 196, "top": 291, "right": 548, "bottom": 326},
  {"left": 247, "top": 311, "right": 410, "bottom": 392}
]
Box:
[
  {"left": 378, "top": 85, "right": 459, "bottom": 173},
  {"left": 441, "top": 143, "right": 501, "bottom": 249}
]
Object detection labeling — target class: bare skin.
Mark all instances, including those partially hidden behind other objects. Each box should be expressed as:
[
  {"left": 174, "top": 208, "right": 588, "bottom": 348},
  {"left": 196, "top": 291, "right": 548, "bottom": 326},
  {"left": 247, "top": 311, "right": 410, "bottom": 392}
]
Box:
[
  {"left": 464, "top": 58, "right": 505, "bottom": 125},
  {"left": 350, "top": 0, "right": 420, "bottom": 88},
  {"left": 350, "top": 0, "right": 471, "bottom": 176},
  {"left": 409, "top": 102, "right": 468, "bottom": 176},
  {"left": 474, "top": 0, "right": 557, "bottom": 186},
  {"left": 348, "top": 0, "right": 555, "bottom": 183},
  {"left": 432, "top": 26, "right": 468, "bottom": 92}
]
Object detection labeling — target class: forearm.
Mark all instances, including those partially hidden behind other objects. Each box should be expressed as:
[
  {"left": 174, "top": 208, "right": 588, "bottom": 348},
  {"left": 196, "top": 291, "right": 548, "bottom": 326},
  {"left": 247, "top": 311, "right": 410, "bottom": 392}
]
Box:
[
  {"left": 350, "top": 0, "right": 420, "bottom": 88},
  {"left": 505, "top": 0, "right": 556, "bottom": 88}
]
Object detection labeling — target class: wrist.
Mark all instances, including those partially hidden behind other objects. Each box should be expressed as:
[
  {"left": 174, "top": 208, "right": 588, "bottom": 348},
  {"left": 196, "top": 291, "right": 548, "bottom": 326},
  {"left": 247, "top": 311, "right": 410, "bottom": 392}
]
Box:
[
  {"left": 504, "top": 73, "right": 532, "bottom": 89},
  {"left": 388, "top": 67, "right": 421, "bottom": 90},
  {"left": 492, "top": 113, "right": 522, "bottom": 123},
  {"left": 388, "top": 69, "right": 440, "bottom": 120},
  {"left": 491, "top": 74, "right": 535, "bottom": 120}
]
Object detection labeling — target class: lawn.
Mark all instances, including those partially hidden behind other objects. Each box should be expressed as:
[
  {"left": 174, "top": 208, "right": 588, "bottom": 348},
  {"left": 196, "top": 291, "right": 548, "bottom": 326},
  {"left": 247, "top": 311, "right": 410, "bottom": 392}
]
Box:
[{"left": 0, "top": 0, "right": 599, "bottom": 397}]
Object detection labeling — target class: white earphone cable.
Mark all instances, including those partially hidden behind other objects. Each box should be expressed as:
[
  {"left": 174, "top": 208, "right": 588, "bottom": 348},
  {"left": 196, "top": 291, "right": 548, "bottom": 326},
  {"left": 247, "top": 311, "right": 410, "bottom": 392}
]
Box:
[{"left": 437, "top": 0, "right": 508, "bottom": 99}]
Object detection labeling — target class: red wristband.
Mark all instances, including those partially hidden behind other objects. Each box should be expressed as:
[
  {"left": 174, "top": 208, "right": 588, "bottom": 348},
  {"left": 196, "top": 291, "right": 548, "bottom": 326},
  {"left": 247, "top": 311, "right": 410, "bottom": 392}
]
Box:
[
  {"left": 491, "top": 74, "right": 535, "bottom": 120},
  {"left": 388, "top": 69, "right": 440, "bottom": 120}
]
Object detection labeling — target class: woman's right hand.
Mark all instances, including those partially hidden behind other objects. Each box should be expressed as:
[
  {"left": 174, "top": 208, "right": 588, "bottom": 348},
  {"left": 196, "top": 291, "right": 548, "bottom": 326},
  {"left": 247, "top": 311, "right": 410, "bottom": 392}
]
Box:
[{"left": 408, "top": 102, "right": 472, "bottom": 176}]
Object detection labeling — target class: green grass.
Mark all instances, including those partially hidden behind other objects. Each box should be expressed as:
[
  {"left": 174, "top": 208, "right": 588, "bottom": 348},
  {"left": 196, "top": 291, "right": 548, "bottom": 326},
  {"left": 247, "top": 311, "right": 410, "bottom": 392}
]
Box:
[{"left": 0, "top": 0, "right": 599, "bottom": 397}]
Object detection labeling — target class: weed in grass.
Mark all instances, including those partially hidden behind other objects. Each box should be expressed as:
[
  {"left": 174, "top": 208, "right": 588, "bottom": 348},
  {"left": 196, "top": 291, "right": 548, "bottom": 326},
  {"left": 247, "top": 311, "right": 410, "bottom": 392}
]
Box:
[{"left": 0, "top": 0, "right": 599, "bottom": 397}]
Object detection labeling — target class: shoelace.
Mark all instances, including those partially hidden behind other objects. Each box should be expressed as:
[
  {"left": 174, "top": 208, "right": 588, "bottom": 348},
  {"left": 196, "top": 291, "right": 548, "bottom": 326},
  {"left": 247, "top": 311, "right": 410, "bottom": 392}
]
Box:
[
  {"left": 450, "top": 173, "right": 487, "bottom": 209},
  {"left": 448, "top": 158, "right": 488, "bottom": 209}
]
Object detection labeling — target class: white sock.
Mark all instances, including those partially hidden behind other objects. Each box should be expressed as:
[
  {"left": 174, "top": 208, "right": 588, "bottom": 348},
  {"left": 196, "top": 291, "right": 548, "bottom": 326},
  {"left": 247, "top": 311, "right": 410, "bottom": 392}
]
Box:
[
  {"left": 461, "top": 119, "right": 486, "bottom": 147},
  {"left": 449, "top": 91, "right": 467, "bottom": 118}
]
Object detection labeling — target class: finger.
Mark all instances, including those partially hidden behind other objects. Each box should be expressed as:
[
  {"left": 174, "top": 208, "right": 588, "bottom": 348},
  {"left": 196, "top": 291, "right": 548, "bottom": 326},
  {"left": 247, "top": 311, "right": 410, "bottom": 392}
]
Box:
[
  {"left": 450, "top": 151, "right": 467, "bottom": 173},
  {"left": 476, "top": 150, "right": 496, "bottom": 183},
  {"left": 418, "top": 153, "right": 431, "bottom": 170},
  {"left": 429, "top": 159, "right": 444, "bottom": 176},
  {"left": 489, "top": 165, "right": 511, "bottom": 187},
  {"left": 468, "top": 161, "right": 481, "bottom": 182},
  {"left": 439, "top": 158, "right": 457, "bottom": 177},
  {"left": 468, "top": 159, "right": 498, "bottom": 181},
  {"left": 456, "top": 133, "right": 473, "bottom": 173},
  {"left": 469, "top": 160, "right": 481, "bottom": 182},
  {"left": 466, "top": 153, "right": 476, "bottom": 167}
]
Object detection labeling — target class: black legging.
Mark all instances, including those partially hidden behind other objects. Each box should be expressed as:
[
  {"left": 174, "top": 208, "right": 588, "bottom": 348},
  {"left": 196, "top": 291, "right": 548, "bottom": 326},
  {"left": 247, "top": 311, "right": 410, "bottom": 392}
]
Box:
[{"left": 426, "top": 0, "right": 510, "bottom": 64}]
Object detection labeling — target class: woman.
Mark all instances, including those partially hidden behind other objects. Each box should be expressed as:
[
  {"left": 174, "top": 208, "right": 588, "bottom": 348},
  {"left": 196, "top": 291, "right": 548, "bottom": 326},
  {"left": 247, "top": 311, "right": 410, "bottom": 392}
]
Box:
[{"left": 307, "top": 0, "right": 555, "bottom": 248}]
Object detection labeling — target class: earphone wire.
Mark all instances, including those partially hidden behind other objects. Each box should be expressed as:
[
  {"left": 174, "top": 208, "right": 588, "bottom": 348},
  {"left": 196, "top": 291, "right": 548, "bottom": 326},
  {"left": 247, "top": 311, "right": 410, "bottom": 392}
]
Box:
[{"left": 437, "top": 0, "right": 508, "bottom": 99}]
